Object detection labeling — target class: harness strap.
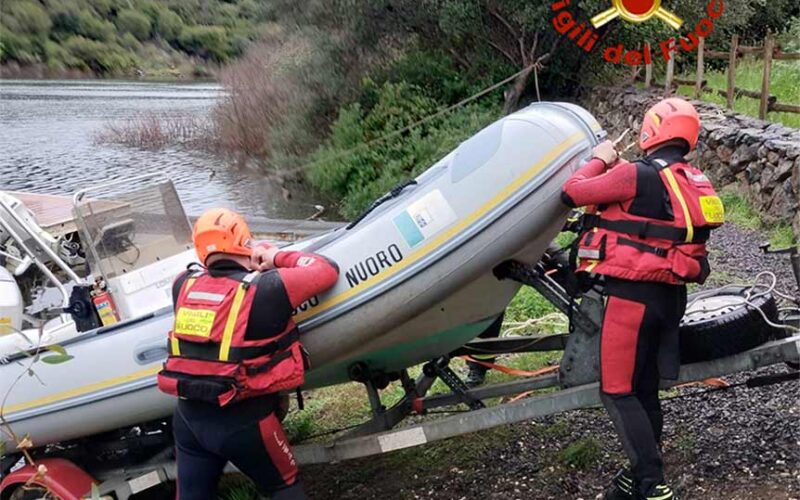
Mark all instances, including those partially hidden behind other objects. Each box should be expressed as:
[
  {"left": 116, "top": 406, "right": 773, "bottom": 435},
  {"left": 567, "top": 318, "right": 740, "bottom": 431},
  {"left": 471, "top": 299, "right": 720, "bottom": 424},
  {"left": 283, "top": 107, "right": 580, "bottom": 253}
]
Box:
[
  {"left": 616, "top": 237, "right": 668, "bottom": 258},
  {"left": 245, "top": 349, "right": 293, "bottom": 375},
  {"left": 176, "top": 330, "right": 300, "bottom": 362},
  {"left": 581, "top": 214, "right": 709, "bottom": 243}
]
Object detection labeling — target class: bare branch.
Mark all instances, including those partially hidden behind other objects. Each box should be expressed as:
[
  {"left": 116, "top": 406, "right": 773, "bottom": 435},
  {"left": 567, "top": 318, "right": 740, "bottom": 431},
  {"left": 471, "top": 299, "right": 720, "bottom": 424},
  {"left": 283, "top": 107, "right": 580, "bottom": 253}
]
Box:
[
  {"left": 488, "top": 7, "right": 519, "bottom": 40},
  {"left": 486, "top": 39, "right": 518, "bottom": 66}
]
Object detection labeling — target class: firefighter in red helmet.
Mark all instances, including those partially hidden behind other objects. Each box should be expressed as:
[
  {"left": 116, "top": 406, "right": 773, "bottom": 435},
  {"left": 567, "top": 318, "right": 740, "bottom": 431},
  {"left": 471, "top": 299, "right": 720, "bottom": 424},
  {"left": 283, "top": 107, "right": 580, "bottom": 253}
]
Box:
[
  {"left": 561, "top": 98, "right": 724, "bottom": 500},
  {"left": 158, "top": 208, "right": 339, "bottom": 499}
]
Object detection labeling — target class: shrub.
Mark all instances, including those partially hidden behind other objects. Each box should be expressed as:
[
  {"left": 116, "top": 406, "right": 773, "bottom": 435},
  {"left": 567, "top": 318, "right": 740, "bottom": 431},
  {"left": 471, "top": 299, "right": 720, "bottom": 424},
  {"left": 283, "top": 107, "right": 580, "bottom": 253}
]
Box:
[
  {"left": 177, "top": 25, "right": 229, "bottom": 62},
  {"left": 44, "top": 39, "right": 80, "bottom": 70},
  {"left": 74, "top": 10, "right": 115, "bottom": 42},
  {"left": 63, "top": 35, "right": 137, "bottom": 74},
  {"left": 119, "top": 32, "right": 142, "bottom": 51},
  {"left": 4, "top": 0, "right": 51, "bottom": 36},
  {"left": 153, "top": 9, "right": 183, "bottom": 42},
  {"left": 0, "top": 25, "right": 38, "bottom": 63},
  {"left": 115, "top": 9, "right": 152, "bottom": 41},
  {"left": 211, "top": 33, "right": 308, "bottom": 156}
]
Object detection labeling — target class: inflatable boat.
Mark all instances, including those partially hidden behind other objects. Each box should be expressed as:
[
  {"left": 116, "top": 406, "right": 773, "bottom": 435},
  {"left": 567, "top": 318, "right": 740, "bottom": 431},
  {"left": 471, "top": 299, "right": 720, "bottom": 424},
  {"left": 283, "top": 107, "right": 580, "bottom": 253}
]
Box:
[{"left": 0, "top": 102, "right": 602, "bottom": 449}]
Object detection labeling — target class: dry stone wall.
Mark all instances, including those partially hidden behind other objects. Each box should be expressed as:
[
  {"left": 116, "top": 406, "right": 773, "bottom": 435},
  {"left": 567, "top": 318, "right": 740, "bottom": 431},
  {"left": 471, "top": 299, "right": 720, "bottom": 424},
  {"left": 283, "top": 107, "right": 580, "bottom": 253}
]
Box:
[{"left": 580, "top": 87, "right": 800, "bottom": 237}]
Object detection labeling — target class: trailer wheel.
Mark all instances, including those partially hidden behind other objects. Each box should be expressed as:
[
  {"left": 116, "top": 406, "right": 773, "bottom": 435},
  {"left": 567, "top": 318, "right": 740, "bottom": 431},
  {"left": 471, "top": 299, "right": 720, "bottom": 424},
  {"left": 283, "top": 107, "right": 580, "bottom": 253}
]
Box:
[
  {"left": 9, "top": 487, "right": 49, "bottom": 500},
  {"left": 679, "top": 286, "right": 781, "bottom": 364}
]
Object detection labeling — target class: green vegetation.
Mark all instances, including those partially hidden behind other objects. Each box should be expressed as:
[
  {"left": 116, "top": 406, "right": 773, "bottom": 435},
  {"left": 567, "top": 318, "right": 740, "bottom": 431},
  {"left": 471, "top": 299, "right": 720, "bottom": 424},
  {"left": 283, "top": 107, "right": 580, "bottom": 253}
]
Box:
[
  {"left": 677, "top": 58, "right": 800, "bottom": 128},
  {"left": 0, "top": 0, "right": 271, "bottom": 77},
  {"left": 719, "top": 188, "right": 796, "bottom": 246},
  {"left": 560, "top": 437, "right": 603, "bottom": 469}
]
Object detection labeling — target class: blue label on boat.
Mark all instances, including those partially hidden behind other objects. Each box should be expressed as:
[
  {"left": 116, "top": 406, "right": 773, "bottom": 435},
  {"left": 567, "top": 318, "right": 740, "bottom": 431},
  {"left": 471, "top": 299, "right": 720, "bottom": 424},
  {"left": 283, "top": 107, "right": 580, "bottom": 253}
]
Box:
[{"left": 394, "top": 211, "right": 425, "bottom": 248}]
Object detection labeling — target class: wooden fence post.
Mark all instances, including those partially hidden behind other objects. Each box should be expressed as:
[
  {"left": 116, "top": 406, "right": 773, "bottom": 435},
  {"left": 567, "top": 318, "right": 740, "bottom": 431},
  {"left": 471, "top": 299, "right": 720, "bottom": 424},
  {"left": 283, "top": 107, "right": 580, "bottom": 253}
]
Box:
[
  {"left": 665, "top": 38, "right": 675, "bottom": 95},
  {"left": 759, "top": 33, "right": 775, "bottom": 120},
  {"left": 726, "top": 34, "right": 738, "bottom": 109},
  {"left": 644, "top": 42, "right": 652, "bottom": 88},
  {"left": 695, "top": 37, "right": 705, "bottom": 98}
]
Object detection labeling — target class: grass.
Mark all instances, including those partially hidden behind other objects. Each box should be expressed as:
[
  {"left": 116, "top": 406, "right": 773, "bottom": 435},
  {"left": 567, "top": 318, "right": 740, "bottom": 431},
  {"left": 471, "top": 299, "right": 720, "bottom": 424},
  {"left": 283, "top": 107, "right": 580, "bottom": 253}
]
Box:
[
  {"left": 676, "top": 57, "right": 800, "bottom": 128},
  {"left": 718, "top": 188, "right": 796, "bottom": 247},
  {"left": 560, "top": 437, "right": 603, "bottom": 469}
]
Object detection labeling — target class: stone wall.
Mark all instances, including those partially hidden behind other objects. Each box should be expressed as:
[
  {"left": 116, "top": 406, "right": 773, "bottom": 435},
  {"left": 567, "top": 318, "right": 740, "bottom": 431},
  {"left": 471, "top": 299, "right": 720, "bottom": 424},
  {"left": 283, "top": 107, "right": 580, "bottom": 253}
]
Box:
[{"left": 580, "top": 87, "right": 800, "bottom": 237}]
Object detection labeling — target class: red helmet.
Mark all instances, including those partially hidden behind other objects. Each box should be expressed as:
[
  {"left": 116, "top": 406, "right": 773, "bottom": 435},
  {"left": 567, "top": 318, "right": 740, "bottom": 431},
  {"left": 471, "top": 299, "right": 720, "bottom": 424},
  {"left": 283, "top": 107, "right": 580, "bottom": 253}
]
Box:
[
  {"left": 639, "top": 98, "right": 700, "bottom": 152},
  {"left": 192, "top": 208, "right": 253, "bottom": 264}
]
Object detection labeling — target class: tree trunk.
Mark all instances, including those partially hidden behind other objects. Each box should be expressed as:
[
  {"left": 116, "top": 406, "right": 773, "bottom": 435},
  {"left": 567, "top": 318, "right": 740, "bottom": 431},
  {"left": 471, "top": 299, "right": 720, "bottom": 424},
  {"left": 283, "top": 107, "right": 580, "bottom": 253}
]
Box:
[{"left": 502, "top": 66, "right": 534, "bottom": 115}]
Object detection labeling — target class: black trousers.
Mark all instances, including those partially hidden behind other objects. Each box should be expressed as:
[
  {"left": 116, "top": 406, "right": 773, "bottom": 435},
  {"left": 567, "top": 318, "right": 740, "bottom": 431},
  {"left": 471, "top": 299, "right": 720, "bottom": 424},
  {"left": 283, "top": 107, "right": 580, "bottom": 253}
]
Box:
[
  {"left": 173, "top": 395, "right": 307, "bottom": 500},
  {"left": 599, "top": 278, "right": 687, "bottom": 496},
  {"left": 467, "top": 312, "right": 505, "bottom": 365}
]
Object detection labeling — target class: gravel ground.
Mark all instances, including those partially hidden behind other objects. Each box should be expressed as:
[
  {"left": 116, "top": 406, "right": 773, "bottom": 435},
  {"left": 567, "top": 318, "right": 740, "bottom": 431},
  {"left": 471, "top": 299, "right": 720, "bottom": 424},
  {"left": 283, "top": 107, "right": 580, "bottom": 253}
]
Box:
[{"left": 304, "top": 222, "right": 800, "bottom": 500}]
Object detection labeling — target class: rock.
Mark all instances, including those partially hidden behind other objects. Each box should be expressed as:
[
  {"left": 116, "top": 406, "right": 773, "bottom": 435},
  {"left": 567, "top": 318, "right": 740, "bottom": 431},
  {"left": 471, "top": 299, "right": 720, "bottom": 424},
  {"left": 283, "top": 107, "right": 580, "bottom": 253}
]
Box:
[
  {"left": 730, "top": 144, "right": 759, "bottom": 171},
  {"left": 775, "top": 159, "right": 794, "bottom": 184}
]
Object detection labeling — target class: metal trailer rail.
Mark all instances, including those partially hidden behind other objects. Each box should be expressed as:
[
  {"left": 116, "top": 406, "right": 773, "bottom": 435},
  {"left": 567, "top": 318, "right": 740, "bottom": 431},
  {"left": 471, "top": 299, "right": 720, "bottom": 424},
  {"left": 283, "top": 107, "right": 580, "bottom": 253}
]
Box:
[{"left": 76, "top": 333, "right": 799, "bottom": 500}]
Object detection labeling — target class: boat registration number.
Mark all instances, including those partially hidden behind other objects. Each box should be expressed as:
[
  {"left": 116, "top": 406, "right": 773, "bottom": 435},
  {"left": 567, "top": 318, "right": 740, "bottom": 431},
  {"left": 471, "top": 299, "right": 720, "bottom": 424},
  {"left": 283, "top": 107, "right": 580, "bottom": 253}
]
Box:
[{"left": 174, "top": 308, "right": 216, "bottom": 337}]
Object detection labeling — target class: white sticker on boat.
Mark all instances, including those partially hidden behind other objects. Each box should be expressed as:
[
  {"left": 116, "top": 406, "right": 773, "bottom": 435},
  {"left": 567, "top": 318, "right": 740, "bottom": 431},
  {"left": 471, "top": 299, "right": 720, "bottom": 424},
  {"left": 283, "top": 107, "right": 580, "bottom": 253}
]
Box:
[
  {"left": 377, "top": 427, "right": 427, "bottom": 452},
  {"left": 393, "top": 189, "right": 457, "bottom": 248}
]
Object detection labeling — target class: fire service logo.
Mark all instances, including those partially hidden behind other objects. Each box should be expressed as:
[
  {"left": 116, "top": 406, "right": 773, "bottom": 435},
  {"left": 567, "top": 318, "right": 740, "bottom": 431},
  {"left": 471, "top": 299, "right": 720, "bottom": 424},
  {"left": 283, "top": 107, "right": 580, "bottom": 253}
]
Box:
[
  {"left": 551, "top": 0, "right": 725, "bottom": 65},
  {"left": 590, "top": 0, "right": 683, "bottom": 29}
]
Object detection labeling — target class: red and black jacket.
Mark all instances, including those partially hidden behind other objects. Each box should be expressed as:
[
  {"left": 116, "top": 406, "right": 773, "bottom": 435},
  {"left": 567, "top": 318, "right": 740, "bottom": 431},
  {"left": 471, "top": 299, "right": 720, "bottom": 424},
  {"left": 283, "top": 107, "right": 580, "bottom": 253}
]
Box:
[
  {"left": 157, "top": 250, "right": 339, "bottom": 406},
  {"left": 561, "top": 146, "right": 724, "bottom": 285}
]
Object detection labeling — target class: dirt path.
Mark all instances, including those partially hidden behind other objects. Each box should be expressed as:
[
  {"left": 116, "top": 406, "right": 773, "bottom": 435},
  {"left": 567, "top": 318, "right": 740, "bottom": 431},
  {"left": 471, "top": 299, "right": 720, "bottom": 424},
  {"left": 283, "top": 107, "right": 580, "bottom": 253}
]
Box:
[{"left": 303, "top": 222, "right": 800, "bottom": 499}]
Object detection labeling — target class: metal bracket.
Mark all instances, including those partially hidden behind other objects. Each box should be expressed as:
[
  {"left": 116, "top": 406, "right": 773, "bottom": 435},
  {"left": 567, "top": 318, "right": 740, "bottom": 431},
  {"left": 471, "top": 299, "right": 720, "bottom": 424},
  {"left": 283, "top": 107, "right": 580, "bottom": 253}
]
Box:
[{"left": 423, "top": 357, "right": 485, "bottom": 410}]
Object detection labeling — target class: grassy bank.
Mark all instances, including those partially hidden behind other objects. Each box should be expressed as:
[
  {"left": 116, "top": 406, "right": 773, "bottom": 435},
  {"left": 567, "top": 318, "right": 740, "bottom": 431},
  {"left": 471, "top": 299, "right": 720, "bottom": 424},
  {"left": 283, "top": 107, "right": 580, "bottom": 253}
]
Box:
[
  {"left": 718, "top": 188, "right": 796, "bottom": 246},
  {"left": 677, "top": 58, "right": 800, "bottom": 128}
]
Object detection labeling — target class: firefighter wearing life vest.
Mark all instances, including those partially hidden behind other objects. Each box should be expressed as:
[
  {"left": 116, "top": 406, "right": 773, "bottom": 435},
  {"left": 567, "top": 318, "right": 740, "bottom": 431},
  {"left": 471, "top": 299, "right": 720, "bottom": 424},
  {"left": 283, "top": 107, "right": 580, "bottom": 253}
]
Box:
[
  {"left": 157, "top": 208, "right": 339, "bottom": 500},
  {"left": 561, "top": 98, "right": 724, "bottom": 500}
]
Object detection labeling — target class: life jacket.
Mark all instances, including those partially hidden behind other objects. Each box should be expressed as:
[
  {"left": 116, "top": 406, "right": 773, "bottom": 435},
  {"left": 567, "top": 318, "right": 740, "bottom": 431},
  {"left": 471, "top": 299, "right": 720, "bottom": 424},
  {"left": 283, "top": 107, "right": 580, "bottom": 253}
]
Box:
[
  {"left": 157, "top": 269, "right": 306, "bottom": 406},
  {"left": 574, "top": 155, "right": 724, "bottom": 285}
]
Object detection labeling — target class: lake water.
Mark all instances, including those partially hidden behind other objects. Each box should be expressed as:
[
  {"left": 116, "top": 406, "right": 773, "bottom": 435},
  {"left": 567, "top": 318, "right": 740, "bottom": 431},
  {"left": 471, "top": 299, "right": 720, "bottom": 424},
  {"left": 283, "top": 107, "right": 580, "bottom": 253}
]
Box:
[{"left": 0, "top": 79, "right": 321, "bottom": 219}]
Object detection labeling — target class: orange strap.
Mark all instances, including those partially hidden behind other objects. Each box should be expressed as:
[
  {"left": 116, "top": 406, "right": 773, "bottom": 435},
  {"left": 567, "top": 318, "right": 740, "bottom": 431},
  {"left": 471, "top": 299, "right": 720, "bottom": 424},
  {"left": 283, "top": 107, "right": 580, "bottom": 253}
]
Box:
[
  {"left": 675, "top": 377, "right": 729, "bottom": 389},
  {"left": 462, "top": 356, "right": 560, "bottom": 378}
]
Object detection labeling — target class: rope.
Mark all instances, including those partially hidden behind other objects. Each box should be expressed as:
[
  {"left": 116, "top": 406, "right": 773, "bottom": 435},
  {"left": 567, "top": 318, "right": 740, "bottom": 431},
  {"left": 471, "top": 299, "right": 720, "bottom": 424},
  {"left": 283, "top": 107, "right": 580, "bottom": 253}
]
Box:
[
  {"left": 272, "top": 63, "right": 542, "bottom": 176},
  {"left": 462, "top": 356, "right": 559, "bottom": 377},
  {"left": 685, "top": 271, "right": 800, "bottom": 334}
]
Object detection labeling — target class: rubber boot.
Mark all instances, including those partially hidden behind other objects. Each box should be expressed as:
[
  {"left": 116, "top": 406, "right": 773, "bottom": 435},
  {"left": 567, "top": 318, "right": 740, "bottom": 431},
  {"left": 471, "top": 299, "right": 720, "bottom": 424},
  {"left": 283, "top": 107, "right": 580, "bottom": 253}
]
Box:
[
  {"left": 465, "top": 361, "right": 489, "bottom": 388},
  {"left": 604, "top": 468, "right": 634, "bottom": 500}
]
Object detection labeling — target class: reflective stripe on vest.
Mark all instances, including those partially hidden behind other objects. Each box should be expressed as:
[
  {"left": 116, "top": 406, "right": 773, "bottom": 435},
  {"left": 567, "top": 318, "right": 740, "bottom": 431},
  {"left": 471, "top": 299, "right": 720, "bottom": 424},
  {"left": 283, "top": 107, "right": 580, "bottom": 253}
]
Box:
[
  {"left": 219, "top": 271, "right": 258, "bottom": 361},
  {"left": 662, "top": 168, "right": 694, "bottom": 243}
]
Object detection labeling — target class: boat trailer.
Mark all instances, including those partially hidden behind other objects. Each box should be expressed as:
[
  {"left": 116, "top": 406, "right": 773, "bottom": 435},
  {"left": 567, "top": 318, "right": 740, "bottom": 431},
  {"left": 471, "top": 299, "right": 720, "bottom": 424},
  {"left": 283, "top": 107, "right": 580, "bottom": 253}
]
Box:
[{"left": 2, "top": 245, "right": 799, "bottom": 499}]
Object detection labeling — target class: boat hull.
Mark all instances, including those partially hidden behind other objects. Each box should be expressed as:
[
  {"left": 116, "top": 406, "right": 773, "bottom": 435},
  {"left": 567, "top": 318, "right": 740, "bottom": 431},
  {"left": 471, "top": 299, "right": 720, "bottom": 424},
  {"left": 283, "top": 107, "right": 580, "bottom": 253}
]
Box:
[{"left": 0, "top": 102, "right": 602, "bottom": 448}]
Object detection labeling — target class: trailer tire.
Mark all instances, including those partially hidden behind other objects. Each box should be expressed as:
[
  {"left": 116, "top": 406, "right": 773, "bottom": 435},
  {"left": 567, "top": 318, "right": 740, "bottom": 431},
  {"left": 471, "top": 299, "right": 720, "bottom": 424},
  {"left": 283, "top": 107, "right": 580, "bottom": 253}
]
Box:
[{"left": 679, "top": 286, "right": 781, "bottom": 364}]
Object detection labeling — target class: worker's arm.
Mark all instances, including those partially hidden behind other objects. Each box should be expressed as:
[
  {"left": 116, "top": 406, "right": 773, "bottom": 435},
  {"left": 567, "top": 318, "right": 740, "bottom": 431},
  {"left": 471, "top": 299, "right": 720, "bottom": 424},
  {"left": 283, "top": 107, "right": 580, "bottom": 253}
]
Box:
[
  {"left": 273, "top": 251, "right": 340, "bottom": 308},
  {"left": 560, "top": 159, "right": 638, "bottom": 208}
]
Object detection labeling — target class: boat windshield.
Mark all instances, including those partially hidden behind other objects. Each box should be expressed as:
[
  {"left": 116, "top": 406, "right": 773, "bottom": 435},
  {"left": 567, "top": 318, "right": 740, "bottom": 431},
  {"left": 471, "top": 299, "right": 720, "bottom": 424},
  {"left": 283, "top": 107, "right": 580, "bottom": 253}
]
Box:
[{"left": 73, "top": 179, "right": 193, "bottom": 280}]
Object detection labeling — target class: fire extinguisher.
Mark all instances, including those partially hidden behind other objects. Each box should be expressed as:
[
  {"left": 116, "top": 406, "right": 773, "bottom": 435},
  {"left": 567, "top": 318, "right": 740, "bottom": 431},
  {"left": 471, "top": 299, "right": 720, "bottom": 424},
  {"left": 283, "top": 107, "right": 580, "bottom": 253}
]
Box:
[{"left": 92, "top": 277, "right": 120, "bottom": 327}]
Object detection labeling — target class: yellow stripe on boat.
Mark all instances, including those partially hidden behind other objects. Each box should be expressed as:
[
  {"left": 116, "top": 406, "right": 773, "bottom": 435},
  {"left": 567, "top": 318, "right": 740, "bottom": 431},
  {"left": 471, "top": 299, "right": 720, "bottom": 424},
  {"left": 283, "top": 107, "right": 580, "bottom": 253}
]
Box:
[{"left": 5, "top": 365, "right": 162, "bottom": 415}]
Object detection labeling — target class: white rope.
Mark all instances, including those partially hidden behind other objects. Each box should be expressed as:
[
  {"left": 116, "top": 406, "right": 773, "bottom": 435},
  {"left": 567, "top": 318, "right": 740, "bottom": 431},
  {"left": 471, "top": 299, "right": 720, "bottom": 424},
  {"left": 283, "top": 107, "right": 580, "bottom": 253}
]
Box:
[{"left": 685, "top": 271, "right": 800, "bottom": 334}]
